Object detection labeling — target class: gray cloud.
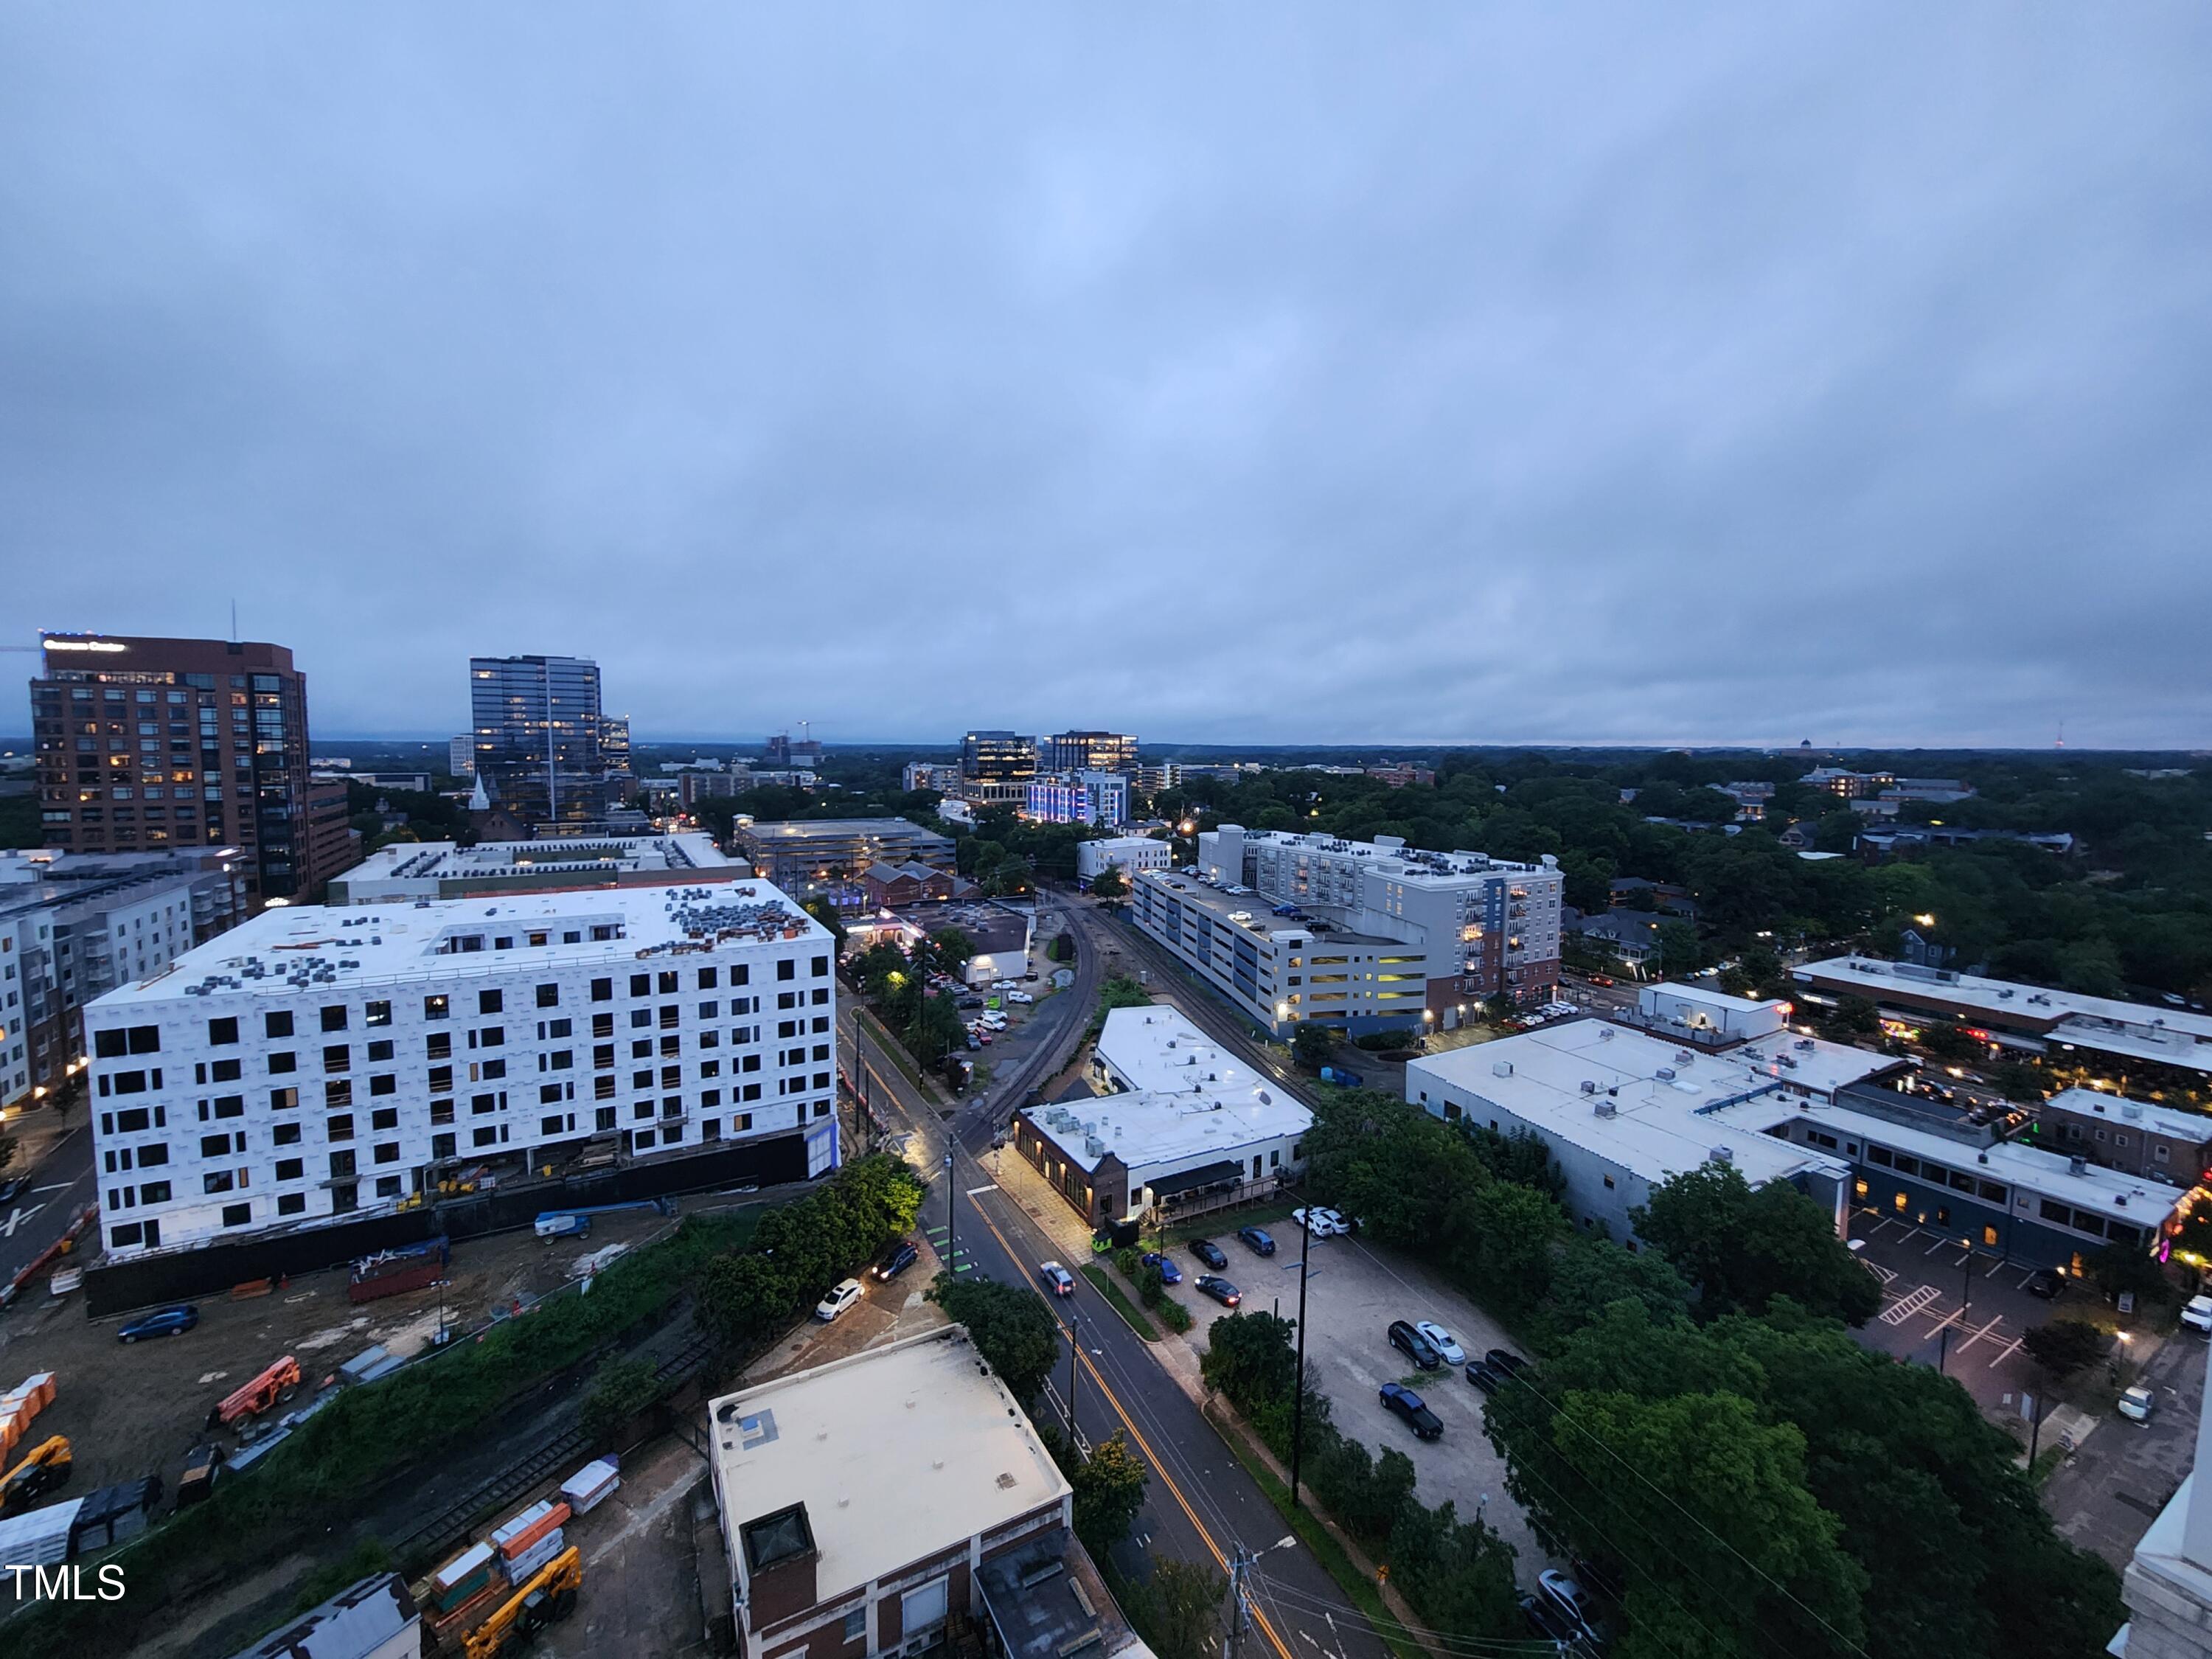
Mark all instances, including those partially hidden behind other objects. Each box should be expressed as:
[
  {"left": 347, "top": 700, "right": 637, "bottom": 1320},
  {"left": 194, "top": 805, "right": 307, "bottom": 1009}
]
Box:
[{"left": 4, "top": 4, "right": 2208, "bottom": 747}]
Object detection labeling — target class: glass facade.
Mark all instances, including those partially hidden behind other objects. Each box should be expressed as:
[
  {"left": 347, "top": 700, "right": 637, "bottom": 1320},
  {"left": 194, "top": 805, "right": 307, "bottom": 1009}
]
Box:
[{"left": 469, "top": 655, "right": 607, "bottom": 829}]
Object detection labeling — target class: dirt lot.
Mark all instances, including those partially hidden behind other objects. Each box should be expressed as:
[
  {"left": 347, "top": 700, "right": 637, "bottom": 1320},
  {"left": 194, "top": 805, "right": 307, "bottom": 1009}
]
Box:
[{"left": 0, "top": 1198, "right": 715, "bottom": 1503}]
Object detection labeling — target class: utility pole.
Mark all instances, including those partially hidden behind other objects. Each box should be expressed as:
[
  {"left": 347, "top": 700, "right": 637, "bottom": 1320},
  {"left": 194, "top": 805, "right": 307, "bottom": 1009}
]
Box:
[
  {"left": 1223, "top": 1545, "right": 1248, "bottom": 1659},
  {"left": 1290, "top": 1228, "right": 1312, "bottom": 1509},
  {"left": 945, "top": 1147, "right": 957, "bottom": 1278},
  {"left": 1068, "top": 1308, "right": 1081, "bottom": 1447}
]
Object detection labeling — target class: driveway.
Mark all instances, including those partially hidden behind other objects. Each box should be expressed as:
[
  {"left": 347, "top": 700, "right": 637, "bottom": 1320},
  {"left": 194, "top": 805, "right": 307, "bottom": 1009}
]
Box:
[{"left": 2045, "top": 1329, "right": 2208, "bottom": 1569}]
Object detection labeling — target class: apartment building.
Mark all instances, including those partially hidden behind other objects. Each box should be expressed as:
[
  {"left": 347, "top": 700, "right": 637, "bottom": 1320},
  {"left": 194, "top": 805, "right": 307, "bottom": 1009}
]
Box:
[
  {"left": 1023, "top": 772, "right": 1127, "bottom": 827},
  {"left": 1, "top": 848, "right": 248, "bottom": 1112},
  {"left": 708, "top": 1327, "right": 1144, "bottom": 1659},
  {"left": 467, "top": 654, "right": 609, "bottom": 830},
  {"left": 29, "top": 632, "right": 328, "bottom": 900},
  {"left": 959, "top": 731, "right": 1037, "bottom": 781},
  {"left": 900, "top": 762, "right": 962, "bottom": 793},
  {"left": 448, "top": 735, "right": 475, "bottom": 777},
  {"left": 1075, "top": 837, "right": 1172, "bottom": 883},
  {"left": 1203, "top": 826, "right": 1565, "bottom": 1013},
  {"left": 734, "top": 820, "right": 956, "bottom": 899},
  {"left": 326, "top": 834, "right": 736, "bottom": 905},
  {"left": 1041, "top": 731, "right": 1138, "bottom": 773},
  {"left": 1129, "top": 870, "right": 1350, "bottom": 1037},
  {"left": 83, "top": 882, "right": 839, "bottom": 1258}
]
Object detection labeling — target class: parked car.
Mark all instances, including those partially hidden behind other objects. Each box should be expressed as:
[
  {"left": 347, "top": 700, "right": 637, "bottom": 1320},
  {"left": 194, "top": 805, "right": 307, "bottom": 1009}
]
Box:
[
  {"left": 2120, "top": 1385, "right": 2157, "bottom": 1424},
  {"left": 1485, "top": 1347, "right": 1529, "bottom": 1377},
  {"left": 1190, "top": 1238, "right": 1228, "bottom": 1270},
  {"left": 993, "top": 980, "right": 1019, "bottom": 990},
  {"left": 1416, "top": 1321, "right": 1467, "bottom": 1366},
  {"left": 1194, "top": 1275, "right": 1242, "bottom": 1307},
  {"left": 1039, "top": 1261, "right": 1077, "bottom": 1297},
  {"left": 118, "top": 1306, "right": 199, "bottom": 1343},
  {"left": 872, "top": 1240, "right": 919, "bottom": 1281},
  {"left": 1237, "top": 1226, "right": 1277, "bottom": 1257},
  {"left": 815, "top": 1279, "right": 865, "bottom": 1322},
  {"left": 1291, "top": 1206, "right": 1345, "bottom": 1237},
  {"left": 0, "top": 1174, "right": 30, "bottom": 1207},
  {"left": 2025, "top": 1267, "right": 2066, "bottom": 1300},
  {"left": 2182, "top": 1295, "right": 2212, "bottom": 1334},
  {"left": 977, "top": 1031, "right": 994, "bottom": 1046},
  {"left": 1389, "top": 1320, "right": 1444, "bottom": 1370},
  {"left": 1378, "top": 1382, "right": 1443, "bottom": 1441},
  {"left": 965, "top": 1034, "right": 982, "bottom": 1051},
  {"left": 1140, "top": 1251, "right": 1182, "bottom": 1285},
  {"left": 1006, "top": 990, "right": 1034, "bottom": 1005},
  {"left": 1538, "top": 1571, "right": 1612, "bottom": 1649},
  {"left": 957, "top": 994, "right": 984, "bottom": 1009},
  {"left": 1464, "top": 1359, "right": 1506, "bottom": 1394}
]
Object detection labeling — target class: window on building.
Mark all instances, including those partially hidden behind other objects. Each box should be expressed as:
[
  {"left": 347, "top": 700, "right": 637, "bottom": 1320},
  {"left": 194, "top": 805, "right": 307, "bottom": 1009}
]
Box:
[{"left": 321, "top": 1006, "right": 348, "bottom": 1032}]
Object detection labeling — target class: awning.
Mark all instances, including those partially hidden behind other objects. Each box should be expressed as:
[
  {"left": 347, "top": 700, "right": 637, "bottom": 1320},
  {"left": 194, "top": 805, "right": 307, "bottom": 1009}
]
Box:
[{"left": 1146, "top": 1160, "right": 1243, "bottom": 1200}]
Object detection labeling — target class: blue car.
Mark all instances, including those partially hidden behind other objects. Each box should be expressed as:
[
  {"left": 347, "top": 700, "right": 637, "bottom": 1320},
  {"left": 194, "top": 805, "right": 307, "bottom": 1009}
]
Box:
[
  {"left": 117, "top": 1305, "right": 199, "bottom": 1343},
  {"left": 1140, "top": 1251, "right": 1182, "bottom": 1285}
]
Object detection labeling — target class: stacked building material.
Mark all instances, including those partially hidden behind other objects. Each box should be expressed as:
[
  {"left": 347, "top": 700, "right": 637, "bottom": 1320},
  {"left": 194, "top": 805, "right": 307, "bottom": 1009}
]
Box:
[
  {"left": 428, "top": 1541, "right": 500, "bottom": 1614},
  {"left": 492, "top": 1498, "right": 571, "bottom": 1581},
  {"left": 0, "top": 1373, "right": 57, "bottom": 1462},
  {"left": 560, "top": 1458, "right": 620, "bottom": 1515}
]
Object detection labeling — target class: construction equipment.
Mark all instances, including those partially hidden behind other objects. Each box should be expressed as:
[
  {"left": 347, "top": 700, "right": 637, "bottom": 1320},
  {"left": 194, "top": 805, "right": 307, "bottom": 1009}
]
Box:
[
  {"left": 0, "top": 1435, "right": 72, "bottom": 1517},
  {"left": 206, "top": 1355, "right": 302, "bottom": 1430},
  {"left": 462, "top": 1544, "right": 581, "bottom": 1658}
]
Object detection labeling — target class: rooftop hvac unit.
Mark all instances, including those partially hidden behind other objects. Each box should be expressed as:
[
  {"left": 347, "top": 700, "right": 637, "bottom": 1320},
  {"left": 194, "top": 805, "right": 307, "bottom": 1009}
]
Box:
[
  {"left": 1655, "top": 1067, "right": 1676, "bottom": 1082},
  {"left": 1492, "top": 1060, "right": 1514, "bottom": 1078},
  {"left": 1708, "top": 1145, "right": 1734, "bottom": 1164},
  {"left": 2069, "top": 1156, "right": 2087, "bottom": 1175},
  {"left": 1795, "top": 1038, "right": 1815, "bottom": 1050},
  {"left": 1581, "top": 1080, "right": 1597, "bottom": 1095},
  {"left": 1594, "top": 1100, "right": 1617, "bottom": 1118},
  {"left": 1599, "top": 1027, "right": 1615, "bottom": 1041}
]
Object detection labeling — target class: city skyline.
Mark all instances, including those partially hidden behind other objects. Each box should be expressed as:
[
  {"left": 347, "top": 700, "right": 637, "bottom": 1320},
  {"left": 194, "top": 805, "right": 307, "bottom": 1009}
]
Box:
[{"left": 4, "top": 8, "right": 2209, "bottom": 749}]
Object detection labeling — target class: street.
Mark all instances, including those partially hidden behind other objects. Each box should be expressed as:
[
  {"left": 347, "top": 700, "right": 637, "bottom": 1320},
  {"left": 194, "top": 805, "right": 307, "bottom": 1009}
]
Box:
[
  {"left": 0, "top": 1109, "right": 95, "bottom": 1295},
  {"left": 838, "top": 894, "right": 1390, "bottom": 1659}
]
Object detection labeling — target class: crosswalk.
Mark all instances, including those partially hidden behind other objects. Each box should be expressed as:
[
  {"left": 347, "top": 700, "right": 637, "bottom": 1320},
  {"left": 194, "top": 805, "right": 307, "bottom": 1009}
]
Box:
[{"left": 922, "top": 1225, "right": 976, "bottom": 1273}]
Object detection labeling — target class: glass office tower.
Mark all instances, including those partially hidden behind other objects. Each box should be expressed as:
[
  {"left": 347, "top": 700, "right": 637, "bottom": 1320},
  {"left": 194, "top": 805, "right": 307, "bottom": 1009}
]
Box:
[{"left": 469, "top": 655, "right": 606, "bottom": 829}]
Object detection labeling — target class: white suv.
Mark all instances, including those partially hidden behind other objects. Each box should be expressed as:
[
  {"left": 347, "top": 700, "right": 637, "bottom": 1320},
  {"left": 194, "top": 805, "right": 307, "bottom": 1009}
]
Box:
[{"left": 2184, "top": 1295, "right": 2212, "bottom": 1334}]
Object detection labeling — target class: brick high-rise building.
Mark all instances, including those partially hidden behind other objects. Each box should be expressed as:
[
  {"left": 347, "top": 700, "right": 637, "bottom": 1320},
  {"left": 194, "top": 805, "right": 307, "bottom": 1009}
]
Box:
[{"left": 29, "top": 633, "right": 326, "bottom": 902}]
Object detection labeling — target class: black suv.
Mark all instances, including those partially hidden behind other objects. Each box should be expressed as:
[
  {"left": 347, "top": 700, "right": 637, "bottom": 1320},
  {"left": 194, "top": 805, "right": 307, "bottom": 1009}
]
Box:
[
  {"left": 1190, "top": 1238, "right": 1228, "bottom": 1270},
  {"left": 1237, "top": 1226, "right": 1277, "bottom": 1257},
  {"left": 1389, "top": 1320, "right": 1444, "bottom": 1370}
]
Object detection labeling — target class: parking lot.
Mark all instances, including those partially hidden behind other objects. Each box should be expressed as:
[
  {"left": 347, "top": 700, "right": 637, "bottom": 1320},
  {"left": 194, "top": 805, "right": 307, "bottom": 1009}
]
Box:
[
  {"left": 1844, "top": 1208, "right": 2083, "bottom": 1415},
  {"left": 1157, "top": 1217, "right": 1554, "bottom": 1576}
]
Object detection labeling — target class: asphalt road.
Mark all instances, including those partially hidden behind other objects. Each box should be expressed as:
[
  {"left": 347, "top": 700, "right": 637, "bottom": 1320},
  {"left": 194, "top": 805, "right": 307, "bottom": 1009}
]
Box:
[
  {"left": 0, "top": 1110, "right": 96, "bottom": 1292},
  {"left": 843, "top": 894, "right": 1390, "bottom": 1659}
]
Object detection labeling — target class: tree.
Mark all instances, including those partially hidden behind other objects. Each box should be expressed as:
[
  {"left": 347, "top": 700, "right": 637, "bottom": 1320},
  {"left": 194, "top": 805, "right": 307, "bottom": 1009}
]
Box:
[
  {"left": 2022, "top": 1318, "right": 2108, "bottom": 1382},
  {"left": 1068, "top": 1430, "right": 1150, "bottom": 1557},
  {"left": 1089, "top": 865, "right": 1129, "bottom": 906},
  {"left": 802, "top": 898, "right": 847, "bottom": 947},
  {"left": 580, "top": 1355, "right": 661, "bottom": 1440},
  {"left": 1633, "top": 1161, "right": 1882, "bottom": 1326},
  {"left": 1119, "top": 1558, "right": 1223, "bottom": 1659},
  {"left": 1655, "top": 919, "right": 1703, "bottom": 977},
  {"left": 1291, "top": 1022, "right": 1333, "bottom": 1071},
  {"left": 2087, "top": 1242, "right": 2174, "bottom": 1307},
  {"left": 908, "top": 992, "right": 965, "bottom": 1064},
  {"left": 930, "top": 1274, "right": 1062, "bottom": 1407},
  {"left": 1200, "top": 1312, "right": 1298, "bottom": 1412},
  {"left": 928, "top": 928, "right": 975, "bottom": 976}
]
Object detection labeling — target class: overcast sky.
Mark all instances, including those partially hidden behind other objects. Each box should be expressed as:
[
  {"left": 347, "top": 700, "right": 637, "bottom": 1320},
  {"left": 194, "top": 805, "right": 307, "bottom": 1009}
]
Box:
[{"left": 4, "top": 7, "right": 2208, "bottom": 748}]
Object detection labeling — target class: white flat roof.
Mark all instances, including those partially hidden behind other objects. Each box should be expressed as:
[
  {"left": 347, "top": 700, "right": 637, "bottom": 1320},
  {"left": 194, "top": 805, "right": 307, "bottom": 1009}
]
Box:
[
  {"left": 1026, "top": 1080, "right": 1310, "bottom": 1180},
  {"left": 1717, "top": 1096, "right": 2189, "bottom": 1228},
  {"left": 1096, "top": 1006, "right": 1277, "bottom": 1099},
  {"left": 1796, "top": 957, "right": 2212, "bottom": 1071},
  {"left": 95, "top": 880, "right": 828, "bottom": 1007},
  {"left": 1408, "top": 1020, "right": 1854, "bottom": 1194},
  {"left": 2042, "top": 1087, "right": 2212, "bottom": 1147},
  {"left": 332, "top": 833, "right": 731, "bottom": 886},
  {"left": 709, "top": 1328, "right": 1069, "bottom": 1602},
  {"left": 1243, "top": 830, "right": 1554, "bottom": 888}
]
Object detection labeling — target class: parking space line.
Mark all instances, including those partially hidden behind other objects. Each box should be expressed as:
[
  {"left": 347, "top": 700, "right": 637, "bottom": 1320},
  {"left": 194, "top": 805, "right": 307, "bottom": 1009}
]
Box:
[
  {"left": 1922, "top": 1306, "right": 1967, "bottom": 1340},
  {"left": 1985, "top": 1258, "right": 2008, "bottom": 1278},
  {"left": 1924, "top": 1237, "right": 1952, "bottom": 1256},
  {"left": 2017, "top": 1270, "right": 2042, "bottom": 1291},
  {"left": 1955, "top": 1314, "right": 2008, "bottom": 1353},
  {"left": 1986, "top": 1336, "right": 2023, "bottom": 1369},
  {"left": 1863, "top": 1262, "right": 1897, "bottom": 1286}
]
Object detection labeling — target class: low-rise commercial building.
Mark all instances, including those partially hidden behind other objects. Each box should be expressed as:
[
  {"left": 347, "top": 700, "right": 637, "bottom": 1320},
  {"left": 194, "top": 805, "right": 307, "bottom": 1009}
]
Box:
[
  {"left": 1409, "top": 987, "right": 2188, "bottom": 1271},
  {"left": 707, "top": 1327, "right": 1147, "bottom": 1659},
  {"left": 1793, "top": 956, "right": 2212, "bottom": 1085},
  {"left": 735, "top": 820, "right": 956, "bottom": 899},
  {"left": 2033, "top": 1088, "right": 2212, "bottom": 1186},
  {"left": 326, "top": 834, "right": 734, "bottom": 905},
  {"left": 1076, "top": 837, "right": 1171, "bottom": 884},
  {"left": 1019, "top": 1003, "right": 1310, "bottom": 1223},
  {"left": 858, "top": 861, "right": 959, "bottom": 909},
  {"left": 83, "top": 881, "right": 840, "bottom": 1259}
]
